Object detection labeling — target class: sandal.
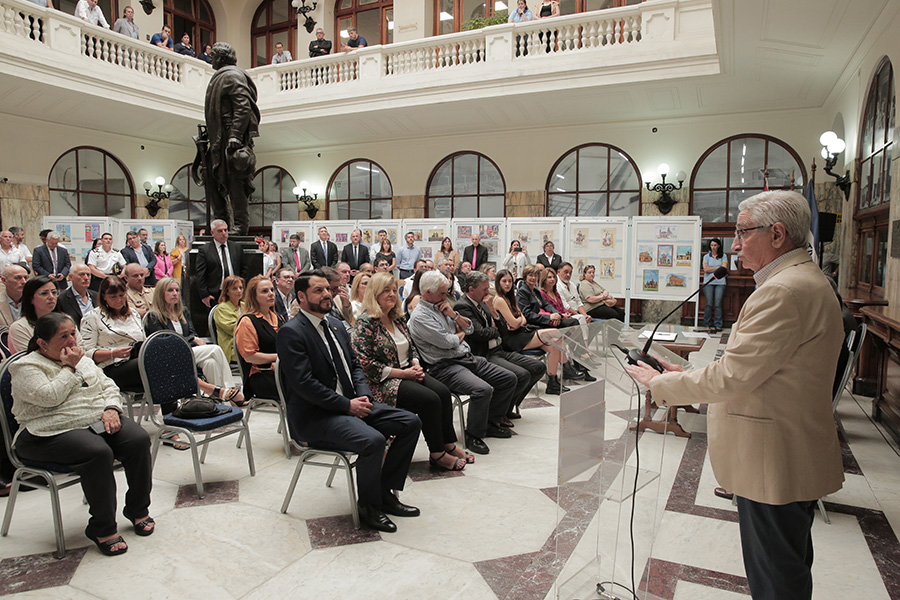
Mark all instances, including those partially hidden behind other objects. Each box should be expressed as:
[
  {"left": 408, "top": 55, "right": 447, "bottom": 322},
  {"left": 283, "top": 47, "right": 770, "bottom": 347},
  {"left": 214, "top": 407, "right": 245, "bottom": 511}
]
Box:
[
  {"left": 123, "top": 508, "right": 155, "bottom": 536},
  {"left": 161, "top": 431, "right": 189, "bottom": 451},
  {"left": 85, "top": 529, "right": 128, "bottom": 556},
  {"left": 224, "top": 387, "right": 249, "bottom": 408},
  {"left": 429, "top": 451, "right": 466, "bottom": 471},
  {"left": 447, "top": 444, "right": 474, "bottom": 464}
]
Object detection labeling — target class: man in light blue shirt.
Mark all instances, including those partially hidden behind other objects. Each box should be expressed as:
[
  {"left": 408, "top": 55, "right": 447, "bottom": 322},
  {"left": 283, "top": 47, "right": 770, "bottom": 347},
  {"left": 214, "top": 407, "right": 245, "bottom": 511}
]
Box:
[{"left": 396, "top": 232, "right": 421, "bottom": 280}]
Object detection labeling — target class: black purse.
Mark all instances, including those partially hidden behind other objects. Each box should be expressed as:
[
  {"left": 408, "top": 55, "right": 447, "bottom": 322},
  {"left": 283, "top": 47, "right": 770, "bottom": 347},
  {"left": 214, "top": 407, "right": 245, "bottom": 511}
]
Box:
[{"left": 172, "top": 397, "right": 231, "bottom": 419}]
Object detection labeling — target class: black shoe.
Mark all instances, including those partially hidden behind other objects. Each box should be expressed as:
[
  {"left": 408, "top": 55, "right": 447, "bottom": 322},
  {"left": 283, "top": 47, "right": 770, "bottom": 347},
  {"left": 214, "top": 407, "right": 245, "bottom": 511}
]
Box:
[
  {"left": 485, "top": 422, "right": 513, "bottom": 438},
  {"left": 562, "top": 363, "right": 584, "bottom": 381},
  {"left": 465, "top": 431, "right": 490, "bottom": 455},
  {"left": 357, "top": 503, "right": 397, "bottom": 533},
  {"left": 382, "top": 492, "right": 420, "bottom": 518},
  {"left": 546, "top": 375, "right": 569, "bottom": 395},
  {"left": 581, "top": 370, "right": 597, "bottom": 382}
]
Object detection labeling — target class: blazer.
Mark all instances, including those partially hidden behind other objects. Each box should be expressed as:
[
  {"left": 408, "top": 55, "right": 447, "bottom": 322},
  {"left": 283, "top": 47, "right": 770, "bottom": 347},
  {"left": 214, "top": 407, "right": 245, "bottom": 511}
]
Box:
[
  {"left": 121, "top": 245, "right": 158, "bottom": 286},
  {"left": 340, "top": 243, "right": 370, "bottom": 271},
  {"left": 461, "top": 244, "right": 489, "bottom": 270},
  {"left": 350, "top": 315, "right": 420, "bottom": 407},
  {"left": 0, "top": 285, "right": 17, "bottom": 328},
  {"left": 144, "top": 311, "right": 198, "bottom": 345},
  {"left": 58, "top": 287, "right": 97, "bottom": 329},
  {"left": 516, "top": 282, "right": 555, "bottom": 327},
  {"left": 650, "top": 252, "right": 845, "bottom": 505},
  {"left": 310, "top": 240, "right": 338, "bottom": 269},
  {"left": 32, "top": 244, "right": 71, "bottom": 288},
  {"left": 536, "top": 253, "right": 562, "bottom": 271},
  {"left": 274, "top": 289, "right": 295, "bottom": 323},
  {"left": 276, "top": 311, "right": 372, "bottom": 442},
  {"left": 195, "top": 240, "right": 246, "bottom": 300},
  {"left": 280, "top": 246, "right": 311, "bottom": 273},
  {"left": 454, "top": 295, "right": 501, "bottom": 357}
]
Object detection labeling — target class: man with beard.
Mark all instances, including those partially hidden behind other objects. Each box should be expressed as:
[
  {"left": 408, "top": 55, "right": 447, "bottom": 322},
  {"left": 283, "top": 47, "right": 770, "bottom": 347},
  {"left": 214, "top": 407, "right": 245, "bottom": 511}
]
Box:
[{"left": 277, "top": 270, "right": 421, "bottom": 533}]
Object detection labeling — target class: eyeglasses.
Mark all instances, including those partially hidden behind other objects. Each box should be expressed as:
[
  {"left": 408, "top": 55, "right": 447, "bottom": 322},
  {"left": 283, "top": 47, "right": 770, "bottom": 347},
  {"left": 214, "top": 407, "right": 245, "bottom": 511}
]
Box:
[
  {"left": 733, "top": 224, "right": 772, "bottom": 241},
  {"left": 36, "top": 289, "right": 60, "bottom": 298}
]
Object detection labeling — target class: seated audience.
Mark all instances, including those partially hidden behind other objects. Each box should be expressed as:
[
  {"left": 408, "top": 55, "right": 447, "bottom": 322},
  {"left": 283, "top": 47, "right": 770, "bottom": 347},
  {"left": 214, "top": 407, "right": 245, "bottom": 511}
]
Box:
[
  {"left": 58, "top": 263, "right": 96, "bottom": 328},
  {"left": 0, "top": 265, "right": 28, "bottom": 328},
  {"left": 493, "top": 269, "right": 570, "bottom": 395},
  {"left": 478, "top": 263, "right": 497, "bottom": 295},
  {"left": 408, "top": 271, "right": 517, "bottom": 455},
  {"left": 502, "top": 240, "right": 530, "bottom": 280},
  {"left": 145, "top": 277, "right": 243, "bottom": 405},
  {"left": 401, "top": 259, "right": 428, "bottom": 299},
  {"left": 214, "top": 275, "right": 245, "bottom": 362},
  {"left": 403, "top": 269, "right": 426, "bottom": 316},
  {"left": 153, "top": 241, "right": 173, "bottom": 281},
  {"left": 9, "top": 276, "right": 81, "bottom": 353},
  {"left": 578, "top": 264, "right": 625, "bottom": 321},
  {"left": 359, "top": 263, "right": 374, "bottom": 275},
  {"left": 518, "top": 265, "right": 577, "bottom": 329},
  {"left": 121, "top": 231, "right": 156, "bottom": 287},
  {"left": 434, "top": 237, "right": 459, "bottom": 270},
  {"left": 456, "top": 271, "right": 545, "bottom": 421},
  {"left": 351, "top": 273, "right": 470, "bottom": 470},
  {"left": 540, "top": 268, "right": 581, "bottom": 324},
  {"left": 122, "top": 263, "right": 153, "bottom": 317},
  {"left": 11, "top": 313, "right": 154, "bottom": 556},
  {"left": 234, "top": 275, "right": 280, "bottom": 400},
  {"left": 279, "top": 270, "right": 422, "bottom": 532},
  {"left": 350, "top": 272, "right": 371, "bottom": 319},
  {"left": 272, "top": 267, "right": 296, "bottom": 324},
  {"left": 536, "top": 240, "right": 562, "bottom": 270},
  {"left": 375, "top": 257, "right": 392, "bottom": 273}
]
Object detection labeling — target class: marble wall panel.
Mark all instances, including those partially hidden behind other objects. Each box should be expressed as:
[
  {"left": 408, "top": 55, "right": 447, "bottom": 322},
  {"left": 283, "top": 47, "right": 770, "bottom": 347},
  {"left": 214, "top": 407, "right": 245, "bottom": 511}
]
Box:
[{"left": 0, "top": 184, "right": 50, "bottom": 250}]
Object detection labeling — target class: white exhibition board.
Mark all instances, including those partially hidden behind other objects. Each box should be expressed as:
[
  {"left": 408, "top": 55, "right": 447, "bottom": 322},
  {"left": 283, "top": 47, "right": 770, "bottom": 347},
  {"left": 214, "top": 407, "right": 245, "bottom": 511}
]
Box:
[
  {"left": 563, "top": 217, "right": 628, "bottom": 297},
  {"left": 113, "top": 219, "right": 182, "bottom": 253},
  {"left": 271, "top": 221, "right": 314, "bottom": 247},
  {"left": 630, "top": 216, "right": 702, "bottom": 302},
  {"left": 42, "top": 216, "right": 115, "bottom": 264},
  {"left": 451, "top": 218, "right": 507, "bottom": 268},
  {"left": 175, "top": 221, "right": 195, "bottom": 248},
  {"left": 358, "top": 220, "right": 402, "bottom": 255},
  {"left": 400, "top": 219, "right": 451, "bottom": 263},
  {"left": 505, "top": 217, "right": 565, "bottom": 268}
]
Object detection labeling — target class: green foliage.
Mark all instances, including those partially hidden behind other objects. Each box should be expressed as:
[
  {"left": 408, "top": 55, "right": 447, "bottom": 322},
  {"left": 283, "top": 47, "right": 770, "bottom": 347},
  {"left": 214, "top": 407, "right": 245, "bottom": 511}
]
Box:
[{"left": 462, "top": 11, "right": 509, "bottom": 31}]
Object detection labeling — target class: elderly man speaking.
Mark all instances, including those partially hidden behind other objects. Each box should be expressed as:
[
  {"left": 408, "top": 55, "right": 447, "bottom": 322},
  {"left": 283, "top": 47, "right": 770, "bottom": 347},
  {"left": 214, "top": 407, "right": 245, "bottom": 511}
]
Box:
[{"left": 626, "top": 190, "right": 844, "bottom": 600}]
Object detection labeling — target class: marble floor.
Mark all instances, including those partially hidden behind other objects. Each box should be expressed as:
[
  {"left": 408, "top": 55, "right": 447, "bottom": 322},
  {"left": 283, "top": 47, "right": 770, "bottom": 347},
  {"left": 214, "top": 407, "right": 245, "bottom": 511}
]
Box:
[{"left": 1, "top": 332, "right": 899, "bottom": 600}]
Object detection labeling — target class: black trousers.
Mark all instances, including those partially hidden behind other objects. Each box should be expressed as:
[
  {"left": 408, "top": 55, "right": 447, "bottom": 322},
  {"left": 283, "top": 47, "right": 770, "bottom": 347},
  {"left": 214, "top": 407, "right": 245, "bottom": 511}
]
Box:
[
  {"left": 396, "top": 375, "right": 456, "bottom": 453},
  {"left": 487, "top": 349, "right": 546, "bottom": 411},
  {"left": 736, "top": 496, "right": 817, "bottom": 600},
  {"left": 103, "top": 359, "right": 143, "bottom": 391},
  {"left": 587, "top": 305, "right": 625, "bottom": 321},
  {"left": 309, "top": 403, "right": 420, "bottom": 508},
  {"left": 16, "top": 419, "right": 152, "bottom": 538},
  {"left": 248, "top": 371, "right": 277, "bottom": 400}
]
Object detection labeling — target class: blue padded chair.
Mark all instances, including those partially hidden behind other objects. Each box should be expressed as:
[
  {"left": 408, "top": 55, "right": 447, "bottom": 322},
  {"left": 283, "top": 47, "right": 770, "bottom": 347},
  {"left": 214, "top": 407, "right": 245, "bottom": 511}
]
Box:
[
  {"left": 138, "top": 330, "right": 255, "bottom": 498},
  {"left": 234, "top": 335, "right": 291, "bottom": 458},
  {"left": 0, "top": 352, "right": 84, "bottom": 558},
  {"left": 275, "top": 358, "right": 361, "bottom": 529}
]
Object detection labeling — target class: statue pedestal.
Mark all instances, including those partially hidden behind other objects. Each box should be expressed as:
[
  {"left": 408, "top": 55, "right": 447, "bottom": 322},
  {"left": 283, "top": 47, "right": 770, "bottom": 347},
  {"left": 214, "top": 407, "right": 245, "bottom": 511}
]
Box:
[{"left": 185, "top": 236, "right": 264, "bottom": 337}]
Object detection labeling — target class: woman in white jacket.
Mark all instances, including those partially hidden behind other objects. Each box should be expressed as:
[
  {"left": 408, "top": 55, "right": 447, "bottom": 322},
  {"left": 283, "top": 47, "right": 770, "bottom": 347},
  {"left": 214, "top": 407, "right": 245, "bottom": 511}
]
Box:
[{"left": 501, "top": 240, "right": 530, "bottom": 280}]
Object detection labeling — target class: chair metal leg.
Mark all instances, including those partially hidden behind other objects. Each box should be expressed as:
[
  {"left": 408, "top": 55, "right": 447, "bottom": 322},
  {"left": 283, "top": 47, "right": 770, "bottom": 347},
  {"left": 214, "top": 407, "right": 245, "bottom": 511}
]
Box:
[
  {"left": 345, "top": 457, "right": 359, "bottom": 529},
  {"left": 278, "top": 406, "right": 291, "bottom": 459},
  {"left": 186, "top": 432, "right": 205, "bottom": 498},
  {"left": 817, "top": 499, "right": 831, "bottom": 524},
  {"left": 47, "top": 475, "right": 67, "bottom": 559},
  {"left": 1, "top": 473, "right": 22, "bottom": 536},
  {"left": 199, "top": 432, "right": 211, "bottom": 463},
  {"left": 150, "top": 431, "right": 163, "bottom": 471},
  {"left": 281, "top": 453, "right": 307, "bottom": 513},
  {"left": 325, "top": 456, "right": 341, "bottom": 487},
  {"left": 242, "top": 420, "right": 256, "bottom": 476},
  {"left": 123, "top": 392, "right": 135, "bottom": 420}
]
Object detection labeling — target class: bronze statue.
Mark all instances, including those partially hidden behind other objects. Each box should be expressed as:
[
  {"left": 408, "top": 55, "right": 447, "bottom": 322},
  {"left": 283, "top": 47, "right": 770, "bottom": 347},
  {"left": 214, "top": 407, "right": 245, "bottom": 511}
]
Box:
[{"left": 191, "top": 42, "right": 259, "bottom": 236}]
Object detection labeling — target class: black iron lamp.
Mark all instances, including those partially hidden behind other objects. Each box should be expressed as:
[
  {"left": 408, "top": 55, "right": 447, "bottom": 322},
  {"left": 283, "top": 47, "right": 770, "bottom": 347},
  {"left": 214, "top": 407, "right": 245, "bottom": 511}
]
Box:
[
  {"left": 143, "top": 176, "right": 173, "bottom": 217},
  {"left": 138, "top": 0, "right": 154, "bottom": 15},
  {"left": 293, "top": 181, "right": 319, "bottom": 219},
  {"left": 291, "top": 0, "right": 318, "bottom": 33},
  {"left": 644, "top": 163, "right": 686, "bottom": 215},
  {"left": 819, "top": 131, "right": 852, "bottom": 201}
]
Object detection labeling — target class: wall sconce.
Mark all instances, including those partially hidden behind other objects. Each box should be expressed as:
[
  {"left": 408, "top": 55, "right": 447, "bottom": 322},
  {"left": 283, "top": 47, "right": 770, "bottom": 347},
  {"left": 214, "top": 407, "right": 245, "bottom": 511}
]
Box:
[
  {"left": 138, "top": 0, "right": 154, "bottom": 15},
  {"left": 293, "top": 181, "right": 319, "bottom": 219},
  {"left": 291, "top": 0, "right": 318, "bottom": 33},
  {"left": 819, "top": 131, "right": 852, "bottom": 201},
  {"left": 644, "top": 163, "right": 685, "bottom": 215},
  {"left": 143, "top": 176, "right": 173, "bottom": 217}
]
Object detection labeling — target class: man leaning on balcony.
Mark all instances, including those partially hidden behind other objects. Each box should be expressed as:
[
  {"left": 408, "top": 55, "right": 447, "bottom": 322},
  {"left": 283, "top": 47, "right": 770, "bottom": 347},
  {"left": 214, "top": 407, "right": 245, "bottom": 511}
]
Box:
[
  {"left": 75, "top": 0, "right": 110, "bottom": 28},
  {"left": 341, "top": 27, "right": 367, "bottom": 53},
  {"left": 309, "top": 28, "right": 332, "bottom": 58},
  {"left": 150, "top": 25, "right": 174, "bottom": 50},
  {"left": 271, "top": 42, "right": 292, "bottom": 64},
  {"left": 112, "top": 6, "right": 138, "bottom": 39}
]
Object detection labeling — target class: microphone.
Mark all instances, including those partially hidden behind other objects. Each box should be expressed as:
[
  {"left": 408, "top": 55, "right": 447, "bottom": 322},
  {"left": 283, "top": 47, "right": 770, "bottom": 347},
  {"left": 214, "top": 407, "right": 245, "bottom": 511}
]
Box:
[{"left": 621, "top": 265, "right": 728, "bottom": 373}]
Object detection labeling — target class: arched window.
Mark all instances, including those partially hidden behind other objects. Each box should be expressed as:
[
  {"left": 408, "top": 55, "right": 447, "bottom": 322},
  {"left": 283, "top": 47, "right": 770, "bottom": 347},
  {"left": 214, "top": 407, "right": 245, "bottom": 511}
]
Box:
[
  {"left": 855, "top": 59, "right": 893, "bottom": 293},
  {"left": 48, "top": 147, "right": 134, "bottom": 218},
  {"left": 434, "top": 0, "right": 494, "bottom": 35},
  {"left": 427, "top": 152, "right": 505, "bottom": 218},
  {"left": 168, "top": 164, "right": 208, "bottom": 229},
  {"left": 249, "top": 166, "right": 299, "bottom": 233},
  {"left": 335, "top": 0, "right": 393, "bottom": 49},
  {"left": 164, "top": 0, "right": 216, "bottom": 52},
  {"left": 327, "top": 159, "right": 393, "bottom": 219},
  {"left": 690, "top": 134, "right": 806, "bottom": 225},
  {"left": 251, "top": 0, "right": 297, "bottom": 67},
  {"left": 58, "top": 0, "right": 121, "bottom": 30},
  {"left": 546, "top": 143, "right": 641, "bottom": 217}
]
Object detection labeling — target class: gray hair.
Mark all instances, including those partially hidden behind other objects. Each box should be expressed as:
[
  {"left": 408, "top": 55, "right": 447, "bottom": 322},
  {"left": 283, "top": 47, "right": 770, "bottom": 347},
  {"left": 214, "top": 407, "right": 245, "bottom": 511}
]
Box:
[
  {"left": 1, "top": 265, "right": 26, "bottom": 278},
  {"left": 419, "top": 270, "right": 449, "bottom": 295},
  {"left": 464, "top": 270, "right": 489, "bottom": 291},
  {"left": 47, "top": 231, "right": 61, "bottom": 241},
  {"left": 210, "top": 219, "right": 228, "bottom": 230},
  {"left": 738, "top": 190, "right": 810, "bottom": 248},
  {"left": 71, "top": 262, "right": 91, "bottom": 275}
]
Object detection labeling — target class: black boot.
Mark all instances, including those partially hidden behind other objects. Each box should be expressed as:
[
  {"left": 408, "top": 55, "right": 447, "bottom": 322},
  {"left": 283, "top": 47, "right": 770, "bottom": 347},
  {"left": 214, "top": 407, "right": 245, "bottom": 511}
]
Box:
[
  {"left": 573, "top": 360, "right": 597, "bottom": 382},
  {"left": 562, "top": 363, "right": 583, "bottom": 381},
  {"left": 546, "top": 375, "right": 569, "bottom": 395}
]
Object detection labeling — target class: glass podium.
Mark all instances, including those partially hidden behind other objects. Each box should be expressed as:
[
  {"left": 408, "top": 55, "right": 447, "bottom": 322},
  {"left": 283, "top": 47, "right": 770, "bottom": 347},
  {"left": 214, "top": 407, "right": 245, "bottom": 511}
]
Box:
[{"left": 541, "top": 320, "right": 691, "bottom": 600}]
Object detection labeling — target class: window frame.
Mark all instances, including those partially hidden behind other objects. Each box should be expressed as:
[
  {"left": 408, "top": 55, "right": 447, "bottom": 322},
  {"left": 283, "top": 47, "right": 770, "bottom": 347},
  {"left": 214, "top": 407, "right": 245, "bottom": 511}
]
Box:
[
  {"left": 248, "top": 165, "right": 299, "bottom": 233},
  {"left": 168, "top": 163, "right": 208, "bottom": 231},
  {"left": 544, "top": 142, "right": 642, "bottom": 217},
  {"left": 47, "top": 146, "right": 135, "bottom": 219},
  {"left": 326, "top": 158, "right": 394, "bottom": 220},
  {"left": 425, "top": 151, "right": 506, "bottom": 218},
  {"left": 335, "top": 0, "right": 393, "bottom": 49},
  {"left": 250, "top": 0, "right": 298, "bottom": 68},
  {"left": 163, "top": 0, "right": 216, "bottom": 54}
]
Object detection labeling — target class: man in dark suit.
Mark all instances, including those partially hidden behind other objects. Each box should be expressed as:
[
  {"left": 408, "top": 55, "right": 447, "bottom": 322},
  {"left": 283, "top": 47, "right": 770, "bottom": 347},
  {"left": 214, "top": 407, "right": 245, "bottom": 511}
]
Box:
[
  {"left": 455, "top": 270, "right": 546, "bottom": 422},
  {"left": 462, "top": 234, "right": 488, "bottom": 271},
  {"left": 121, "top": 230, "right": 158, "bottom": 286},
  {"left": 280, "top": 233, "right": 311, "bottom": 274},
  {"left": 277, "top": 270, "right": 421, "bottom": 533},
  {"left": 310, "top": 226, "right": 338, "bottom": 270},
  {"left": 340, "top": 229, "right": 370, "bottom": 276},
  {"left": 32, "top": 231, "right": 70, "bottom": 289},
  {"left": 195, "top": 219, "right": 246, "bottom": 308},
  {"left": 58, "top": 263, "right": 97, "bottom": 328},
  {"left": 273, "top": 267, "right": 296, "bottom": 323}
]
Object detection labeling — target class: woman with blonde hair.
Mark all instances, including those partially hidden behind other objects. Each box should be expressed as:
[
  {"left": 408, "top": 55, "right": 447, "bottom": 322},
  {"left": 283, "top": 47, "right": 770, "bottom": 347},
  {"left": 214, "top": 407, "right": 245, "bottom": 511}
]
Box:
[
  {"left": 351, "top": 272, "right": 469, "bottom": 470},
  {"left": 234, "top": 275, "right": 280, "bottom": 400},
  {"left": 350, "top": 271, "right": 371, "bottom": 319},
  {"left": 145, "top": 277, "right": 244, "bottom": 405},
  {"left": 215, "top": 275, "right": 245, "bottom": 362},
  {"left": 170, "top": 233, "right": 189, "bottom": 282}
]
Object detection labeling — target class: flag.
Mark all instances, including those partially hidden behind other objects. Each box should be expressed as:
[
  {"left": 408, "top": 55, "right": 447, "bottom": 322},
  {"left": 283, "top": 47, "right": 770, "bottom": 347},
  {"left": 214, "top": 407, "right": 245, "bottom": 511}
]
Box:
[{"left": 805, "top": 179, "right": 819, "bottom": 262}]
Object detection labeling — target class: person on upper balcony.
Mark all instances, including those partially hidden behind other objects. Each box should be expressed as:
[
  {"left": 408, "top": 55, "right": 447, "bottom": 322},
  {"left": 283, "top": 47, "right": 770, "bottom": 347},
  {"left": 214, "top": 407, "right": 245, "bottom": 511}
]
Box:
[
  {"left": 508, "top": 0, "right": 533, "bottom": 22},
  {"left": 150, "top": 24, "right": 174, "bottom": 50},
  {"left": 198, "top": 43, "right": 213, "bottom": 64},
  {"left": 341, "top": 26, "right": 367, "bottom": 52},
  {"left": 535, "top": 0, "right": 560, "bottom": 19},
  {"left": 271, "top": 42, "right": 293, "bottom": 64},
  {"left": 112, "top": 6, "right": 138, "bottom": 39},
  {"left": 75, "top": 0, "right": 110, "bottom": 28},
  {"left": 173, "top": 32, "right": 195, "bottom": 57},
  {"left": 309, "top": 28, "right": 332, "bottom": 58}
]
